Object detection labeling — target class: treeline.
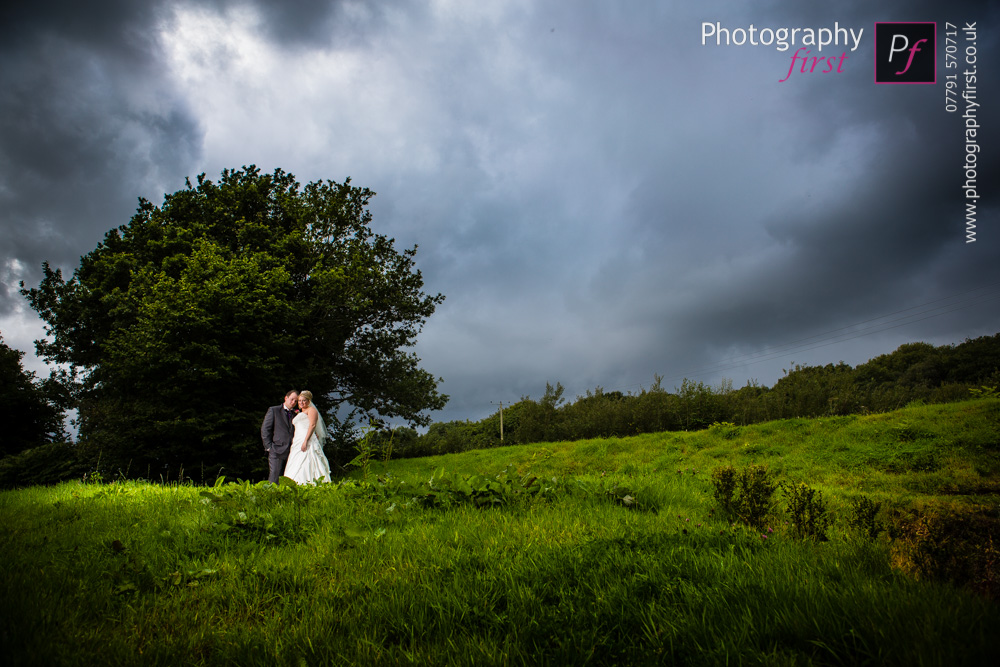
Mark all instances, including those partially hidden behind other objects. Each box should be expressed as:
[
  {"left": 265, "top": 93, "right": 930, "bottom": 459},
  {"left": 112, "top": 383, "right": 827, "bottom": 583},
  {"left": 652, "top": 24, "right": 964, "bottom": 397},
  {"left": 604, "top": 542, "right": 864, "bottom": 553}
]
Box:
[{"left": 383, "top": 334, "right": 1000, "bottom": 458}]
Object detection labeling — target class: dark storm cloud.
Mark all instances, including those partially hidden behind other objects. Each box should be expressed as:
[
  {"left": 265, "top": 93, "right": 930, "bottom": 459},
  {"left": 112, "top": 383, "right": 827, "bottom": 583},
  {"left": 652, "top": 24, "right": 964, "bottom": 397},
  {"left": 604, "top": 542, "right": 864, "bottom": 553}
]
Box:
[
  {"left": 238, "top": 0, "right": 410, "bottom": 50},
  {"left": 549, "top": 0, "right": 999, "bottom": 402},
  {"left": 1, "top": 0, "right": 997, "bottom": 426},
  {"left": 0, "top": 0, "right": 202, "bottom": 315},
  {"left": 381, "top": 0, "right": 999, "bottom": 421},
  {"left": 0, "top": 0, "right": 403, "bottom": 315},
  {"left": 678, "top": 0, "right": 1000, "bottom": 351}
]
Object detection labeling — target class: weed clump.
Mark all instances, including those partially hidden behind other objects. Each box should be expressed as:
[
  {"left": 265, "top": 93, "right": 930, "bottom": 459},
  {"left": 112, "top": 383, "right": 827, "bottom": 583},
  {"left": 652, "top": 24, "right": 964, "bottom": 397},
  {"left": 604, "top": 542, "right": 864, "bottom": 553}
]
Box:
[
  {"left": 709, "top": 421, "right": 740, "bottom": 440},
  {"left": 782, "top": 482, "right": 830, "bottom": 541},
  {"left": 711, "top": 463, "right": 778, "bottom": 528},
  {"left": 848, "top": 495, "right": 885, "bottom": 540}
]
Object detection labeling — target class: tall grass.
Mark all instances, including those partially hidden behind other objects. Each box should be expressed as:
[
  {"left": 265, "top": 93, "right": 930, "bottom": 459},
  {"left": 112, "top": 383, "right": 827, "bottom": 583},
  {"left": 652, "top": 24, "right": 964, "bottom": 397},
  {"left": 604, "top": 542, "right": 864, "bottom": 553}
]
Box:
[{"left": 1, "top": 398, "right": 997, "bottom": 665}]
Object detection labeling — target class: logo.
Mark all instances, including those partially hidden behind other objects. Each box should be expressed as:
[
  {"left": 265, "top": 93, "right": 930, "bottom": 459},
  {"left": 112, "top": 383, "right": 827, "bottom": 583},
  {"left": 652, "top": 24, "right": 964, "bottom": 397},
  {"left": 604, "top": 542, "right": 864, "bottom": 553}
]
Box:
[{"left": 875, "top": 22, "right": 936, "bottom": 84}]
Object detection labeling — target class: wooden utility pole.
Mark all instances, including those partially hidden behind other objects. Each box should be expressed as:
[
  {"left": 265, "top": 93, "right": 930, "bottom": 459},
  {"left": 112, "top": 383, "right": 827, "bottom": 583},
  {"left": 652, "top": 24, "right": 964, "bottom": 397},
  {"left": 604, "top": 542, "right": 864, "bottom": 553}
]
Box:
[{"left": 491, "top": 400, "right": 505, "bottom": 442}]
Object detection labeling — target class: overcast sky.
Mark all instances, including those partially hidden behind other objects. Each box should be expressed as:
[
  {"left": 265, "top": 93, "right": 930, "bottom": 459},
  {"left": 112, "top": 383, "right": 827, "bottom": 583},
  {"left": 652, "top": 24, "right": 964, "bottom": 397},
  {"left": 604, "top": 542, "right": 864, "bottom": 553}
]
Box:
[{"left": 2, "top": 0, "right": 997, "bottom": 427}]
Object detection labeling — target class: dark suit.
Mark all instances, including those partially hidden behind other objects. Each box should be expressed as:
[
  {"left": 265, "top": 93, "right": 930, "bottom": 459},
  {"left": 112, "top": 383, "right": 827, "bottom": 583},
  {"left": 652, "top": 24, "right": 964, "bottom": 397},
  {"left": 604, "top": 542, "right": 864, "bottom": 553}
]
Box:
[{"left": 261, "top": 405, "right": 296, "bottom": 484}]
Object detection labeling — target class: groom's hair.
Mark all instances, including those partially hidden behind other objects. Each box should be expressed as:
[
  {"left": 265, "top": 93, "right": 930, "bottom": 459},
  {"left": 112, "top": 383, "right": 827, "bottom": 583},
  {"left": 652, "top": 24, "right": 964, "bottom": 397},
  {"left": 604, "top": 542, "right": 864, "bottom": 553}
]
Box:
[{"left": 285, "top": 389, "right": 299, "bottom": 398}]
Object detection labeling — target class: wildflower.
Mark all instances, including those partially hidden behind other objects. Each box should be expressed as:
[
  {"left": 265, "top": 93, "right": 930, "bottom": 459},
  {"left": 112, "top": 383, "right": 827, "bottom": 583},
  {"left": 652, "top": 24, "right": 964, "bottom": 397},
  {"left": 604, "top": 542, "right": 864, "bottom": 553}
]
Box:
[
  {"left": 767, "top": 527, "right": 773, "bottom": 533},
  {"left": 685, "top": 518, "right": 690, "bottom": 522}
]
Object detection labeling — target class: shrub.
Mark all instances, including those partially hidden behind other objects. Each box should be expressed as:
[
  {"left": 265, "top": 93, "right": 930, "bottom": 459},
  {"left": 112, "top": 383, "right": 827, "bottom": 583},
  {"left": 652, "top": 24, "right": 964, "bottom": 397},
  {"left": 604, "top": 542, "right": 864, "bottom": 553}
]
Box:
[
  {"left": 887, "top": 507, "right": 999, "bottom": 600},
  {"left": 709, "top": 421, "right": 740, "bottom": 440},
  {"left": 710, "top": 465, "right": 738, "bottom": 516},
  {"left": 783, "top": 482, "right": 830, "bottom": 541},
  {"left": 848, "top": 495, "right": 884, "bottom": 540},
  {"left": 737, "top": 464, "right": 780, "bottom": 528},
  {"left": 0, "top": 442, "right": 89, "bottom": 489},
  {"left": 711, "top": 463, "right": 778, "bottom": 528}
]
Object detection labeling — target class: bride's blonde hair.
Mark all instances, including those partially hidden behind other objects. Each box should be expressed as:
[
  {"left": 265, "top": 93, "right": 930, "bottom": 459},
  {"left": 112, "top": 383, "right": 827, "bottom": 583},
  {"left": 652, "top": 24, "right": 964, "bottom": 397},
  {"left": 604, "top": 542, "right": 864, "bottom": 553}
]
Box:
[{"left": 299, "top": 390, "right": 313, "bottom": 402}]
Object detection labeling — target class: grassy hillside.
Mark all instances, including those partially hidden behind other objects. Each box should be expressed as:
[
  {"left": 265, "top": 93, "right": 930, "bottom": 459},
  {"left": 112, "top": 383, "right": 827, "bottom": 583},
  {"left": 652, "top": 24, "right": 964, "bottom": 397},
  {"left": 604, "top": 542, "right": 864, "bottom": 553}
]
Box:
[
  {"left": 1, "top": 399, "right": 997, "bottom": 666},
  {"left": 386, "top": 397, "right": 1000, "bottom": 504}
]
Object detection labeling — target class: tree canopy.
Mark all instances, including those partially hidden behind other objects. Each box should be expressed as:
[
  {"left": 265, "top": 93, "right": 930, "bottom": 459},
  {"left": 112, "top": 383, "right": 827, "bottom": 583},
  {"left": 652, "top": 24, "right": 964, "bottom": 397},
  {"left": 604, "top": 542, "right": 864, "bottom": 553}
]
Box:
[{"left": 22, "top": 166, "right": 447, "bottom": 477}]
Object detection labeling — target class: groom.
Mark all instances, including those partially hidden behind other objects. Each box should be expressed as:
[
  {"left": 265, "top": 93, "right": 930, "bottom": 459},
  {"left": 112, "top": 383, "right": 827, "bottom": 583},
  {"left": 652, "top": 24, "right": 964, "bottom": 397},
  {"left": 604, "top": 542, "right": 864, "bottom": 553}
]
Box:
[{"left": 261, "top": 389, "right": 298, "bottom": 484}]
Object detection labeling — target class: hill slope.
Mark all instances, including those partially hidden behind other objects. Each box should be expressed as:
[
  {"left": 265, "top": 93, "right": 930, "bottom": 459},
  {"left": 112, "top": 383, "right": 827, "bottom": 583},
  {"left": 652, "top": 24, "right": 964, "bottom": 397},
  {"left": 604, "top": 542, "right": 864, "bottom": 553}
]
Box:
[
  {"left": 380, "top": 397, "right": 1000, "bottom": 509},
  {"left": 1, "top": 399, "right": 997, "bottom": 665}
]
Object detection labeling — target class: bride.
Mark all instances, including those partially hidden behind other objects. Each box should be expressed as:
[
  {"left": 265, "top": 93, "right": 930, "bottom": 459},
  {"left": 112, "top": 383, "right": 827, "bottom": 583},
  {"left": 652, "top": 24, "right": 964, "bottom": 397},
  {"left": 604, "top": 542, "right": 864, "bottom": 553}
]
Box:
[{"left": 283, "top": 390, "right": 333, "bottom": 484}]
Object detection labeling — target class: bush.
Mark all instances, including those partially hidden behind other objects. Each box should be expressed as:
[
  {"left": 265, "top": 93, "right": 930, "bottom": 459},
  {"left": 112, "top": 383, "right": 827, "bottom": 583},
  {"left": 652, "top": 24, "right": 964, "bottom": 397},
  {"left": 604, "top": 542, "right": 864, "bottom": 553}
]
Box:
[
  {"left": 0, "top": 442, "right": 89, "bottom": 489},
  {"left": 738, "top": 464, "right": 779, "bottom": 528},
  {"left": 709, "top": 421, "right": 740, "bottom": 440},
  {"left": 711, "top": 463, "right": 779, "bottom": 528},
  {"left": 783, "top": 482, "right": 831, "bottom": 541},
  {"left": 710, "top": 465, "right": 738, "bottom": 517},
  {"left": 848, "top": 495, "right": 884, "bottom": 540},
  {"left": 887, "top": 507, "right": 999, "bottom": 600}
]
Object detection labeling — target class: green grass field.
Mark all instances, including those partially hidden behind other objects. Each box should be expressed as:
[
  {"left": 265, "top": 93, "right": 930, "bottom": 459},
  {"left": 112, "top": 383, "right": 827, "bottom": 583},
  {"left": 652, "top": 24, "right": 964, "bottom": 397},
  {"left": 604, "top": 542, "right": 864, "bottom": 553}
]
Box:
[{"left": 2, "top": 399, "right": 998, "bottom": 665}]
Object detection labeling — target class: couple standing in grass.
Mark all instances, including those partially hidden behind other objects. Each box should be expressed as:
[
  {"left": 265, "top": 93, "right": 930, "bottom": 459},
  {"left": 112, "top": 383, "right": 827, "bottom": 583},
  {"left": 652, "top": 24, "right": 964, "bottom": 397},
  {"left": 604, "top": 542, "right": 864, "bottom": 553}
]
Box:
[{"left": 260, "top": 389, "right": 333, "bottom": 485}]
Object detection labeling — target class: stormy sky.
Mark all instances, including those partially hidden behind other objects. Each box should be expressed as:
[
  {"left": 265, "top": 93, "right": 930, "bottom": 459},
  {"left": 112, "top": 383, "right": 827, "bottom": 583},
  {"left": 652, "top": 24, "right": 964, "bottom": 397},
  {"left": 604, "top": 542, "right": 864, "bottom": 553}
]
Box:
[{"left": 2, "top": 0, "right": 997, "bottom": 427}]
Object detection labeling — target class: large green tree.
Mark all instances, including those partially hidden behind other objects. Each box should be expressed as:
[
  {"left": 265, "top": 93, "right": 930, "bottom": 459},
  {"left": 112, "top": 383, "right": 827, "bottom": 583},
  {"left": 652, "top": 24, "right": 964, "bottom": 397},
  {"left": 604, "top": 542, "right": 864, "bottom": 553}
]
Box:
[{"left": 21, "top": 166, "right": 447, "bottom": 478}]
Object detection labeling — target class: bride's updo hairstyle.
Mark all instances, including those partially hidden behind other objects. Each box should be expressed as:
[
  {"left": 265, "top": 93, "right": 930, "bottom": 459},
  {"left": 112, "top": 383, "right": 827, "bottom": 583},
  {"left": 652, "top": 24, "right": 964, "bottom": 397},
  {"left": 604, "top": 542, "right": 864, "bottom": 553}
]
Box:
[{"left": 299, "top": 390, "right": 313, "bottom": 403}]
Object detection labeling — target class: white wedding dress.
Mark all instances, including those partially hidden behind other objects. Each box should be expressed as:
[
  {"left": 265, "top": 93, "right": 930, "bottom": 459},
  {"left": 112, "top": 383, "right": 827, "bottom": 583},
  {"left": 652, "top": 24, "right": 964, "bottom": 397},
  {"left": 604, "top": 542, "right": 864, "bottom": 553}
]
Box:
[{"left": 284, "top": 411, "right": 332, "bottom": 484}]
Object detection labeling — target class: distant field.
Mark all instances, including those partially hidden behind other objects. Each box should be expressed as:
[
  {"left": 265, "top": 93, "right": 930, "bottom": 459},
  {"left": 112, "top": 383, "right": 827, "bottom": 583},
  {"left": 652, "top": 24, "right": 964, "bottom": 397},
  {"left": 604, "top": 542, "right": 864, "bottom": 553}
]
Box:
[{"left": 1, "top": 399, "right": 997, "bottom": 665}]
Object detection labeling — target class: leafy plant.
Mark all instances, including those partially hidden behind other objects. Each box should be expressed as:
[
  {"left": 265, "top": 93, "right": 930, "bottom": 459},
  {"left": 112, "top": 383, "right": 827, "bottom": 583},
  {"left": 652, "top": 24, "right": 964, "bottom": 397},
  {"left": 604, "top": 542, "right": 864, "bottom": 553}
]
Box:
[
  {"left": 848, "top": 495, "right": 884, "bottom": 541},
  {"left": 407, "top": 467, "right": 572, "bottom": 509},
  {"left": 711, "top": 463, "right": 779, "bottom": 528},
  {"left": 783, "top": 482, "right": 830, "bottom": 541},
  {"left": 709, "top": 421, "right": 740, "bottom": 440},
  {"left": 278, "top": 475, "right": 305, "bottom": 530},
  {"left": 382, "top": 427, "right": 396, "bottom": 464},
  {"left": 737, "top": 464, "right": 779, "bottom": 528},
  {"left": 710, "top": 466, "right": 738, "bottom": 517},
  {"left": 197, "top": 476, "right": 315, "bottom": 544},
  {"left": 969, "top": 385, "right": 997, "bottom": 399},
  {"left": 346, "top": 426, "right": 379, "bottom": 482}
]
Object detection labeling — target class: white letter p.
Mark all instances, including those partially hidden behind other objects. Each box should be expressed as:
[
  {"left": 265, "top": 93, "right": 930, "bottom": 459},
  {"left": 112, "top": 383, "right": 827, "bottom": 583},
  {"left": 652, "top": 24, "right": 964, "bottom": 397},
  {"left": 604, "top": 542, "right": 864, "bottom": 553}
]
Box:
[{"left": 888, "top": 34, "right": 909, "bottom": 61}]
